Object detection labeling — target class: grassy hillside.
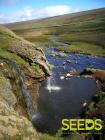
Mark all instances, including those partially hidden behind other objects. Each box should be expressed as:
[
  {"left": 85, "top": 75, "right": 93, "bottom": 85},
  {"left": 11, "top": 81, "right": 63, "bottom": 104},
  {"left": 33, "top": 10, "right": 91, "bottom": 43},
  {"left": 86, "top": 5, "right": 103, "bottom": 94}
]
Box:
[
  {"left": 6, "top": 8, "right": 105, "bottom": 57},
  {"left": 0, "top": 25, "right": 52, "bottom": 76}
]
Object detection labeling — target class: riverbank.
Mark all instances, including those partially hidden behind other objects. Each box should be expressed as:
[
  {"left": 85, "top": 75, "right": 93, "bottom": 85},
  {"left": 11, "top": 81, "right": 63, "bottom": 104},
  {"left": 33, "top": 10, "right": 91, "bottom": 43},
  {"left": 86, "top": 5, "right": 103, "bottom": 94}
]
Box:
[
  {"left": 80, "top": 68, "right": 105, "bottom": 120},
  {"left": 0, "top": 25, "right": 52, "bottom": 139},
  {"left": 56, "top": 41, "right": 105, "bottom": 57}
]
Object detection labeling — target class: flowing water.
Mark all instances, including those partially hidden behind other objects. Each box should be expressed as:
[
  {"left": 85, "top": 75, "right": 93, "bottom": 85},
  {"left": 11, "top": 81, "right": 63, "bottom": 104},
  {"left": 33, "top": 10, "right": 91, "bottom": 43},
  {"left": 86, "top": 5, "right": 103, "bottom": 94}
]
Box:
[
  {"left": 32, "top": 47, "right": 105, "bottom": 134},
  {"left": 46, "top": 76, "right": 61, "bottom": 93}
]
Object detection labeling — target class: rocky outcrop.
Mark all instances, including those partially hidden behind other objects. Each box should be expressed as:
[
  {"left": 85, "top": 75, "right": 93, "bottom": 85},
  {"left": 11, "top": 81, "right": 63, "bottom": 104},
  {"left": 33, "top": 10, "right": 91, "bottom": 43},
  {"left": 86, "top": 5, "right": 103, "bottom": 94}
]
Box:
[
  {"left": 0, "top": 25, "right": 51, "bottom": 139},
  {"left": 0, "top": 58, "right": 39, "bottom": 139},
  {"left": 0, "top": 25, "right": 51, "bottom": 76},
  {"left": 0, "top": 95, "right": 38, "bottom": 140},
  {"left": 0, "top": 24, "right": 51, "bottom": 116},
  {"left": 7, "top": 41, "right": 51, "bottom": 76}
]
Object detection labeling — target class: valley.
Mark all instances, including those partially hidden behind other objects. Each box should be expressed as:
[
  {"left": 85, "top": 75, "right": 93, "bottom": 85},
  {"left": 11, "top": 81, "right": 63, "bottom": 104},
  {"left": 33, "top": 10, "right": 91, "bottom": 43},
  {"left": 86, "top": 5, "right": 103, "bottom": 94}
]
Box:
[{"left": 0, "top": 7, "right": 105, "bottom": 140}]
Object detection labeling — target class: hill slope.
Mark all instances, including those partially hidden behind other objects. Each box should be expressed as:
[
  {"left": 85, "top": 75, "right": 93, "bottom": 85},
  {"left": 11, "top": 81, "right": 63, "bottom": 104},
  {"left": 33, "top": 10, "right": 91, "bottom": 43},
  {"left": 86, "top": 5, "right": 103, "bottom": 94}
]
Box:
[
  {"left": 6, "top": 8, "right": 105, "bottom": 57},
  {"left": 0, "top": 25, "right": 50, "bottom": 75}
]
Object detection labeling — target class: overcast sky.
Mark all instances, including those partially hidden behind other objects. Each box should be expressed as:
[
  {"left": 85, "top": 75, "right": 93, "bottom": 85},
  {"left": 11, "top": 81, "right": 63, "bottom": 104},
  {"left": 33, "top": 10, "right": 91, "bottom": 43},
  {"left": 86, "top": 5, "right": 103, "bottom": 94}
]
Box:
[{"left": 0, "top": 0, "right": 105, "bottom": 24}]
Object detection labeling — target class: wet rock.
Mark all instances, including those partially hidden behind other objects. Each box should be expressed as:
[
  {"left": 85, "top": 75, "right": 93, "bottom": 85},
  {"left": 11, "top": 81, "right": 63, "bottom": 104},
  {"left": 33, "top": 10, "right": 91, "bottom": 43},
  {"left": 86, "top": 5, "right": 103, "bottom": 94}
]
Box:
[
  {"left": 66, "top": 60, "right": 72, "bottom": 63},
  {"left": 65, "top": 73, "right": 73, "bottom": 78},
  {"left": 0, "top": 72, "right": 17, "bottom": 106},
  {"left": 63, "top": 62, "right": 66, "bottom": 66},
  {"left": 0, "top": 95, "right": 38, "bottom": 140},
  {"left": 57, "top": 52, "right": 67, "bottom": 57},
  {"left": 0, "top": 58, "right": 39, "bottom": 139},
  {"left": 68, "top": 69, "right": 79, "bottom": 76}
]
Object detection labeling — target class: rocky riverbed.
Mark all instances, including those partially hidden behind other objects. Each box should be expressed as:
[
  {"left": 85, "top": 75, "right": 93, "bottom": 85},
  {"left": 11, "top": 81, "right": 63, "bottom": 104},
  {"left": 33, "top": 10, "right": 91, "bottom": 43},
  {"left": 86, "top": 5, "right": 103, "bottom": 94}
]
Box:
[{"left": 32, "top": 47, "right": 105, "bottom": 134}]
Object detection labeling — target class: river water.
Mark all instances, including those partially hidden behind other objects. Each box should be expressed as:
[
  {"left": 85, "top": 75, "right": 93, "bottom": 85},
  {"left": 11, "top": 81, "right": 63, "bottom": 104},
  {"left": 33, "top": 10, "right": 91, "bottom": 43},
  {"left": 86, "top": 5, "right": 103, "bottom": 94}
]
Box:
[{"left": 32, "top": 47, "right": 105, "bottom": 134}]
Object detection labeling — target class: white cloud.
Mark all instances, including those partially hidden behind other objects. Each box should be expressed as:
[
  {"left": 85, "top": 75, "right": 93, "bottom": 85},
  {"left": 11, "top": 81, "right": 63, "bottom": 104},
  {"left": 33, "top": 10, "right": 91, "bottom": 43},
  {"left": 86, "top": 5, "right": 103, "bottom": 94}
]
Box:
[
  {"left": 0, "top": 5, "right": 79, "bottom": 24},
  {"left": 37, "top": 5, "right": 73, "bottom": 17}
]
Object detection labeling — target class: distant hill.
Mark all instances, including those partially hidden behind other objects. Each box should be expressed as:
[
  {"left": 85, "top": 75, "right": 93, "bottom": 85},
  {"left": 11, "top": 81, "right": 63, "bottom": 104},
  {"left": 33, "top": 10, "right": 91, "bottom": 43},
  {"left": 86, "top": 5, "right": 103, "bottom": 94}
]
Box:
[
  {"left": 5, "top": 8, "right": 105, "bottom": 31},
  {"left": 5, "top": 8, "right": 105, "bottom": 57}
]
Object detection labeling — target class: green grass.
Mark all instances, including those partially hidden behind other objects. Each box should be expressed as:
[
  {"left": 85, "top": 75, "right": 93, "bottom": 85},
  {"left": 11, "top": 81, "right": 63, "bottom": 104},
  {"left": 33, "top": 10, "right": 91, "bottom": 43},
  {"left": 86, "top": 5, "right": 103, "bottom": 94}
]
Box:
[
  {"left": 47, "top": 50, "right": 57, "bottom": 57},
  {"left": 31, "top": 63, "right": 42, "bottom": 73},
  {"left": 58, "top": 31, "right": 105, "bottom": 48},
  {"left": 56, "top": 42, "right": 105, "bottom": 57},
  {"left": 38, "top": 134, "right": 62, "bottom": 140},
  {"left": 0, "top": 26, "right": 43, "bottom": 74},
  {"left": 87, "top": 92, "right": 105, "bottom": 114},
  {"left": 0, "top": 49, "right": 27, "bottom": 65},
  {"left": 0, "top": 49, "right": 43, "bottom": 74},
  {"left": 87, "top": 102, "right": 95, "bottom": 112},
  {"left": 25, "top": 34, "right": 54, "bottom": 49},
  {"left": 26, "top": 35, "right": 50, "bottom": 43}
]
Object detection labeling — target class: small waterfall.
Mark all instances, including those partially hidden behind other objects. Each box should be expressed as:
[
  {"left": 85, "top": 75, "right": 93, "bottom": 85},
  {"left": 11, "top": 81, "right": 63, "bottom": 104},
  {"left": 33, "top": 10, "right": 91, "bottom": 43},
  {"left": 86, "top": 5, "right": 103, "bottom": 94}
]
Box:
[
  {"left": 46, "top": 76, "right": 61, "bottom": 93},
  {"left": 0, "top": 57, "right": 35, "bottom": 118}
]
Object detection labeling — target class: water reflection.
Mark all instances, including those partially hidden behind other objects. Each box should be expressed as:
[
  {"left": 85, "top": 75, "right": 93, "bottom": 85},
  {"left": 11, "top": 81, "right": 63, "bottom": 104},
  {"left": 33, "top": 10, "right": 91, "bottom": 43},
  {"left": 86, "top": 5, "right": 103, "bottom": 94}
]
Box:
[{"left": 33, "top": 76, "right": 98, "bottom": 134}]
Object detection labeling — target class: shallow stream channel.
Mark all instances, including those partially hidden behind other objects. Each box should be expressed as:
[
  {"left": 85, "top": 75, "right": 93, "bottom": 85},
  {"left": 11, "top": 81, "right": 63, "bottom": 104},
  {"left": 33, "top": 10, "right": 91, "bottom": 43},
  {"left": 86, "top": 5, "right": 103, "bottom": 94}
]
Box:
[{"left": 32, "top": 46, "right": 105, "bottom": 134}]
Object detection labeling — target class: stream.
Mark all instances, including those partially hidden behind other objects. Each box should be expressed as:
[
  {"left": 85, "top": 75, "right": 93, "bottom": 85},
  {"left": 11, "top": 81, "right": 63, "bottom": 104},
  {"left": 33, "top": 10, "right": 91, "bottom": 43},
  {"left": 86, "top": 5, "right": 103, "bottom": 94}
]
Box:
[{"left": 32, "top": 41, "right": 105, "bottom": 134}]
